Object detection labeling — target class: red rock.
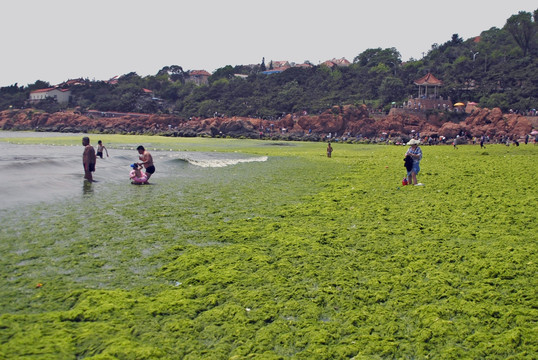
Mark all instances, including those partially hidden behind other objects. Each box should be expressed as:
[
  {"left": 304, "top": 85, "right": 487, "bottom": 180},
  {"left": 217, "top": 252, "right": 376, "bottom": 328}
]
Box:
[{"left": 0, "top": 106, "right": 532, "bottom": 139}]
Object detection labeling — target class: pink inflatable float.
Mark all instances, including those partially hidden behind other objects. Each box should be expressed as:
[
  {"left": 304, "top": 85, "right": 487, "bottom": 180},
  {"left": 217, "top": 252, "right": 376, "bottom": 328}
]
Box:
[{"left": 130, "top": 163, "right": 148, "bottom": 184}]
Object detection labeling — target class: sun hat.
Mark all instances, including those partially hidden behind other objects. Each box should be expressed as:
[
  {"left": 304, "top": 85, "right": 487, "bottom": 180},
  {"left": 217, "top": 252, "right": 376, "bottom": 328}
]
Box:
[{"left": 407, "top": 139, "right": 420, "bottom": 145}]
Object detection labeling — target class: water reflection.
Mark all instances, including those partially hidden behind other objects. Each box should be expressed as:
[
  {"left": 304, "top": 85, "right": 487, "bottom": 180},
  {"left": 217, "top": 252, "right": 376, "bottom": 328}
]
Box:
[{"left": 83, "top": 180, "right": 94, "bottom": 197}]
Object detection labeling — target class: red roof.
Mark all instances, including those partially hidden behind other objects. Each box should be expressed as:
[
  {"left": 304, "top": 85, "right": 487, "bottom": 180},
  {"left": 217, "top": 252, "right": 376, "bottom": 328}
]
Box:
[
  {"left": 189, "top": 70, "right": 211, "bottom": 76},
  {"left": 30, "top": 87, "right": 70, "bottom": 94},
  {"left": 106, "top": 76, "right": 119, "bottom": 84},
  {"left": 271, "top": 61, "right": 290, "bottom": 68},
  {"left": 62, "top": 79, "right": 85, "bottom": 86},
  {"left": 414, "top": 73, "right": 443, "bottom": 86},
  {"left": 331, "top": 57, "right": 351, "bottom": 66},
  {"left": 322, "top": 58, "right": 351, "bottom": 67}
]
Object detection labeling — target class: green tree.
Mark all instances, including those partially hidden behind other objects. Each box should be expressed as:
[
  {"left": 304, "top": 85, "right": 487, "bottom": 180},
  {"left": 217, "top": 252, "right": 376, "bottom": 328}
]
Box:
[
  {"left": 27, "top": 80, "right": 51, "bottom": 91},
  {"left": 0, "top": 84, "right": 28, "bottom": 110},
  {"left": 504, "top": 11, "right": 537, "bottom": 56},
  {"left": 353, "top": 47, "right": 401, "bottom": 68},
  {"left": 210, "top": 65, "right": 235, "bottom": 82},
  {"left": 379, "top": 76, "right": 405, "bottom": 104}
]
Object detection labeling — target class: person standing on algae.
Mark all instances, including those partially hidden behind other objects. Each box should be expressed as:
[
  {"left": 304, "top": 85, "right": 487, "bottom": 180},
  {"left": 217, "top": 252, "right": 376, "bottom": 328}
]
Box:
[
  {"left": 405, "top": 139, "right": 423, "bottom": 186},
  {"left": 327, "top": 142, "right": 333, "bottom": 158},
  {"left": 82, "top": 136, "right": 96, "bottom": 182}
]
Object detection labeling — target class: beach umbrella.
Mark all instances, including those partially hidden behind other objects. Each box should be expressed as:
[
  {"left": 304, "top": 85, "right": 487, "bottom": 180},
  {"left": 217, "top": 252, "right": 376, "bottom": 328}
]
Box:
[{"left": 454, "top": 102, "right": 465, "bottom": 106}]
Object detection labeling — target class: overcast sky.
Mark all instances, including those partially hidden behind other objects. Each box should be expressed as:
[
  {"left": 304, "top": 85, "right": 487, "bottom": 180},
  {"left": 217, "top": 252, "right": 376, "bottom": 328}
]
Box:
[{"left": 1, "top": 0, "right": 536, "bottom": 87}]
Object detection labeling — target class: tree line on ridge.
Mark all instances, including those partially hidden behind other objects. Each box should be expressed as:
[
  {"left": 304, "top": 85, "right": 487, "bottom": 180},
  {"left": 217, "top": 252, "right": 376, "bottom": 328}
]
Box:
[{"left": 0, "top": 9, "right": 536, "bottom": 119}]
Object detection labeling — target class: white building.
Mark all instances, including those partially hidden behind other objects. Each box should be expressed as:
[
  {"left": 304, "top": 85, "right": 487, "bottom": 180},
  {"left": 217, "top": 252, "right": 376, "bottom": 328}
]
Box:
[{"left": 29, "top": 88, "right": 71, "bottom": 105}]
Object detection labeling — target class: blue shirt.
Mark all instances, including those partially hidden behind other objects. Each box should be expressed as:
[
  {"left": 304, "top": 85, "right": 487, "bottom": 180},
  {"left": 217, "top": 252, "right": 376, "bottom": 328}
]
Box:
[{"left": 406, "top": 146, "right": 422, "bottom": 164}]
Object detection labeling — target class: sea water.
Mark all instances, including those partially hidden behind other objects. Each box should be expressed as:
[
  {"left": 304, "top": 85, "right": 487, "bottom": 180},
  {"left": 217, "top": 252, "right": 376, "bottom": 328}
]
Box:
[{"left": 0, "top": 132, "right": 267, "bottom": 211}]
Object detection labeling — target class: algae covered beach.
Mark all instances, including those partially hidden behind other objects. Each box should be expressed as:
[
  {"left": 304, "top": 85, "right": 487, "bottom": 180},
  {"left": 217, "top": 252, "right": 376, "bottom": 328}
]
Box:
[{"left": 0, "top": 133, "right": 536, "bottom": 359}]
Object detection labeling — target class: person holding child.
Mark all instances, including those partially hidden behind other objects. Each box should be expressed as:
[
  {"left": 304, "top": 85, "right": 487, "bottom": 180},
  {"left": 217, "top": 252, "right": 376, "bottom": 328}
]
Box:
[{"left": 136, "top": 145, "right": 155, "bottom": 181}]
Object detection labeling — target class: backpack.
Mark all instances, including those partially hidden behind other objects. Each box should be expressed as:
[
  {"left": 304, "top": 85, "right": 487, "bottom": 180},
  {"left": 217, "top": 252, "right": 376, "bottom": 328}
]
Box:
[{"left": 404, "top": 155, "right": 413, "bottom": 172}]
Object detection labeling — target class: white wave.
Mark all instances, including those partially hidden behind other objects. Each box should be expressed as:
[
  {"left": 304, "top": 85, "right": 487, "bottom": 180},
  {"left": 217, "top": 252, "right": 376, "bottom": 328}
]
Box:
[{"left": 185, "top": 156, "right": 268, "bottom": 168}]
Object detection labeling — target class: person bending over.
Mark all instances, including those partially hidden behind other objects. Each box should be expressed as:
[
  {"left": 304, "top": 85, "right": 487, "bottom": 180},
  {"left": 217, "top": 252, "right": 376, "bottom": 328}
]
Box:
[{"left": 136, "top": 145, "right": 155, "bottom": 181}]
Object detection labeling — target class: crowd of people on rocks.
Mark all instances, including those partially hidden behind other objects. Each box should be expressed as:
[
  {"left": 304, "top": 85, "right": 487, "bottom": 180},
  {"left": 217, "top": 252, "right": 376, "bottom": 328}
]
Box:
[{"left": 317, "top": 127, "right": 538, "bottom": 147}]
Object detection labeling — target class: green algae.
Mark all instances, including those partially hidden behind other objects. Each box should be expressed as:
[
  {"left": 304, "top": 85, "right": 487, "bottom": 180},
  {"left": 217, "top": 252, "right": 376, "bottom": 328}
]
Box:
[{"left": 0, "top": 136, "right": 537, "bottom": 359}]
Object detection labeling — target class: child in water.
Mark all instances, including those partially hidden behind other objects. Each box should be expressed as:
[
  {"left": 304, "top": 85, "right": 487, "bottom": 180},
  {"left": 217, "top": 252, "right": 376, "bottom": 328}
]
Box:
[
  {"left": 129, "top": 163, "right": 148, "bottom": 184},
  {"left": 96, "top": 140, "right": 109, "bottom": 158}
]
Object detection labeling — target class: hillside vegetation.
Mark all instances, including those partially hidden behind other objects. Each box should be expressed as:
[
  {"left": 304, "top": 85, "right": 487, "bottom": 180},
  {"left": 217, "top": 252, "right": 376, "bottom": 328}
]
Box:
[{"left": 1, "top": 9, "right": 537, "bottom": 119}]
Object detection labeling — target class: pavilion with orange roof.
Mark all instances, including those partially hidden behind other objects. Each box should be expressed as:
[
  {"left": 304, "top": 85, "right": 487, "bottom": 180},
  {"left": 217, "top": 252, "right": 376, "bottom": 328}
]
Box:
[
  {"left": 403, "top": 72, "right": 453, "bottom": 111},
  {"left": 414, "top": 72, "right": 443, "bottom": 98}
]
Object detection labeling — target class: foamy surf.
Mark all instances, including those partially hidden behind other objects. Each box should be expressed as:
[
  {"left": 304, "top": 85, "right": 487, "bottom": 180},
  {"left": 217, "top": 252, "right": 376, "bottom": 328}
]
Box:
[{"left": 183, "top": 156, "right": 268, "bottom": 168}]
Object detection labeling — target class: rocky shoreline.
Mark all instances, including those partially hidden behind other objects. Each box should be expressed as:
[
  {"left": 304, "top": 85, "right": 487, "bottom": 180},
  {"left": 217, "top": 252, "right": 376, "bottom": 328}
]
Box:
[{"left": 0, "top": 105, "right": 532, "bottom": 142}]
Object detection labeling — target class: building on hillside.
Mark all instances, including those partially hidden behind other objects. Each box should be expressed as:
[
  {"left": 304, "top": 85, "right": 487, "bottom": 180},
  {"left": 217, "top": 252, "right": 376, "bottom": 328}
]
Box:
[
  {"left": 294, "top": 63, "right": 314, "bottom": 68},
  {"left": 185, "top": 70, "right": 211, "bottom": 85},
  {"left": 414, "top": 72, "right": 443, "bottom": 98},
  {"left": 321, "top": 58, "right": 351, "bottom": 68},
  {"left": 404, "top": 72, "right": 452, "bottom": 111},
  {"left": 261, "top": 67, "right": 290, "bottom": 75},
  {"left": 29, "top": 88, "right": 71, "bottom": 105},
  {"left": 58, "top": 78, "right": 87, "bottom": 87},
  {"left": 142, "top": 88, "right": 163, "bottom": 102},
  {"left": 106, "top": 76, "right": 119, "bottom": 85},
  {"left": 269, "top": 60, "right": 290, "bottom": 69},
  {"left": 330, "top": 58, "right": 351, "bottom": 67}
]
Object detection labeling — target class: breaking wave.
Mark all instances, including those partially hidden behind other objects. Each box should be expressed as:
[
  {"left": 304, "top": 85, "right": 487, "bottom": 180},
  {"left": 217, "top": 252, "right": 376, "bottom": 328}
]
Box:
[{"left": 175, "top": 155, "right": 268, "bottom": 168}]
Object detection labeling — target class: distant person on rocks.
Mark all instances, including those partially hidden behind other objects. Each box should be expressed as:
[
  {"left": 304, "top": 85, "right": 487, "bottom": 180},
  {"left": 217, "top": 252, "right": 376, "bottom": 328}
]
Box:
[
  {"left": 82, "top": 136, "right": 96, "bottom": 182},
  {"left": 137, "top": 145, "right": 155, "bottom": 181},
  {"left": 96, "top": 140, "right": 109, "bottom": 158},
  {"left": 327, "top": 142, "right": 333, "bottom": 158},
  {"left": 405, "top": 139, "right": 423, "bottom": 186}
]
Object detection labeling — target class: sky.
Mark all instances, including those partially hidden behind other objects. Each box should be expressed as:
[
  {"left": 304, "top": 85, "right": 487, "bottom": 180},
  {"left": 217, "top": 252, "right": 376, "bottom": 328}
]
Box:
[{"left": 1, "top": 0, "right": 536, "bottom": 87}]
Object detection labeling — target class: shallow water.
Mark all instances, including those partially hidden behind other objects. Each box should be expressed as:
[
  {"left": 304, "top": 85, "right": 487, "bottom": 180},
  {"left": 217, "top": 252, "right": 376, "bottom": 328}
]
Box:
[{"left": 0, "top": 134, "right": 267, "bottom": 211}]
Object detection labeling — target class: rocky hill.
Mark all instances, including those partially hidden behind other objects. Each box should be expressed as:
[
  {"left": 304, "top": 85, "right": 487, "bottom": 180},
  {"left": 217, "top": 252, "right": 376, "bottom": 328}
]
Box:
[{"left": 0, "top": 105, "right": 532, "bottom": 141}]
